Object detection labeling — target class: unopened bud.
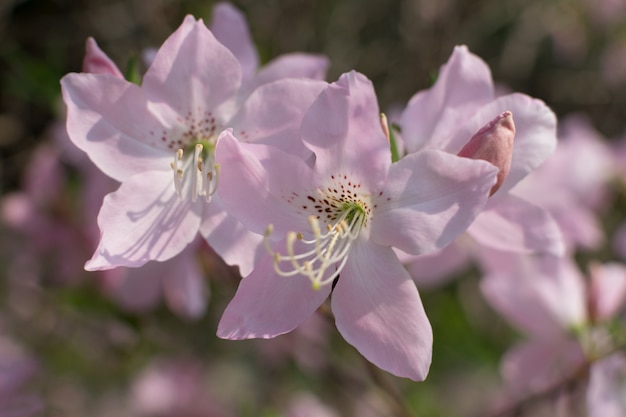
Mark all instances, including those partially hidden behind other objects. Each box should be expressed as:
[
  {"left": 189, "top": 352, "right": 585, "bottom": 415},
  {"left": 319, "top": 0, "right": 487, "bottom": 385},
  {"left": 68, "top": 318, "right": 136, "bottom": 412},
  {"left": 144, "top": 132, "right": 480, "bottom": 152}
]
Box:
[
  {"left": 458, "top": 111, "right": 515, "bottom": 196},
  {"left": 82, "top": 37, "right": 124, "bottom": 78}
]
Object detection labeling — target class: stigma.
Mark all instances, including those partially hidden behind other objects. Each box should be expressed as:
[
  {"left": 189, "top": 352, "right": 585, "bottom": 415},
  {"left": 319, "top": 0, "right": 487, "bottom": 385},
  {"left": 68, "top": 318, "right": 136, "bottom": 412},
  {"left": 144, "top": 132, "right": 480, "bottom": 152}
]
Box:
[
  {"left": 264, "top": 203, "right": 367, "bottom": 290},
  {"left": 170, "top": 143, "right": 220, "bottom": 202}
]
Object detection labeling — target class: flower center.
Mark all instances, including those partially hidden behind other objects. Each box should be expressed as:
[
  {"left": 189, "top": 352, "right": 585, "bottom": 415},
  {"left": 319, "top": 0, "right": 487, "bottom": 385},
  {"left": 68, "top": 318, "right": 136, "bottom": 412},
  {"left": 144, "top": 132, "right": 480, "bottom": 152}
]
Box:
[
  {"left": 265, "top": 180, "right": 371, "bottom": 290},
  {"left": 170, "top": 139, "right": 220, "bottom": 202}
]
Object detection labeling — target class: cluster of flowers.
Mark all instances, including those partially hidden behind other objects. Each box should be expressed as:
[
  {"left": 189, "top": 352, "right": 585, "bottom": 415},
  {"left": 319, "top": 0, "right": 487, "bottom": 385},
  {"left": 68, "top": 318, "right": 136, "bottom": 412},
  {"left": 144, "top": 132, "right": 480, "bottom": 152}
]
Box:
[{"left": 4, "top": 2, "right": 626, "bottom": 414}]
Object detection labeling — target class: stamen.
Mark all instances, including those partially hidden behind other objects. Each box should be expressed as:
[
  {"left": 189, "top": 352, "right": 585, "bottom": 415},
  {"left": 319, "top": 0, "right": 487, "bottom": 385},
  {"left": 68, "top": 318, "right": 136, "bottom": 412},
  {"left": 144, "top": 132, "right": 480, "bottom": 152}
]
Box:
[
  {"left": 170, "top": 148, "right": 184, "bottom": 197},
  {"left": 264, "top": 207, "right": 366, "bottom": 289},
  {"left": 169, "top": 144, "right": 219, "bottom": 202}
]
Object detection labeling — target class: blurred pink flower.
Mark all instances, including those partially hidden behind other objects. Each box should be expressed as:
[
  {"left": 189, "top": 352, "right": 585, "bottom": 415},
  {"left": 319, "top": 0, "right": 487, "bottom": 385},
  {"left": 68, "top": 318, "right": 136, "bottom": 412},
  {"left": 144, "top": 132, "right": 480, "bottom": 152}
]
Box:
[
  {"left": 481, "top": 252, "right": 626, "bottom": 411},
  {"left": 0, "top": 336, "right": 43, "bottom": 417},
  {"left": 401, "top": 45, "right": 561, "bottom": 255},
  {"left": 397, "top": 45, "right": 563, "bottom": 287},
  {"left": 584, "top": 0, "right": 626, "bottom": 26},
  {"left": 210, "top": 2, "right": 328, "bottom": 98},
  {"left": 61, "top": 15, "right": 327, "bottom": 276},
  {"left": 131, "top": 359, "right": 232, "bottom": 417},
  {"left": 587, "top": 352, "right": 626, "bottom": 417},
  {"left": 512, "top": 114, "right": 615, "bottom": 252},
  {"left": 283, "top": 392, "right": 339, "bottom": 417},
  {"left": 215, "top": 71, "right": 498, "bottom": 380},
  {"left": 1, "top": 142, "right": 90, "bottom": 286}
]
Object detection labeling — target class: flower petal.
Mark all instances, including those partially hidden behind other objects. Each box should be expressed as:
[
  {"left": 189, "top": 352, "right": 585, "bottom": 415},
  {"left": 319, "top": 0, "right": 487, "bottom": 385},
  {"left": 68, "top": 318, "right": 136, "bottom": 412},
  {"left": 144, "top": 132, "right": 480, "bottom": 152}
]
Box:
[
  {"left": 214, "top": 130, "right": 313, "bottom": 235},
  {"left": 86, "top": 170, "right": 202, "bottom": 270},
  {"left": 589, "top": 262, "right": 626, "bottom": 322},
  {"left": 103, "top": 265, "right": 162, "bottom": 313},
  {"left": 400, "top": 45, "right": 494, "bottom": 153},
  {"left": 332, "top": 239, "right": 432, "bottom": 381},
  {"left": 82, "top": 37, "right": 124, "bottom": 78},
  {"left": 446, "top": 93, "right": 558, "bottom": 194},
  {"left": 480, "top": 252, "right": 587, "bottom": 336},
  {"left": 163, "top": 246, "right": 207, "bottom": 319},
  {"left": 217, "top": 250, "right": 331, "bottom": 339},
  {"left": 199, "top": 196, "right": 264, "bottom": 277},
  {"left": 209, "top": 2, "right": 259, "bottom": 81},
  {"left": 398, "top": 241, "right": 472, "bottom": 289},
  {"left": 468, "top": 193, "right": 564, "bottom": 255},
  {"left": 61, "top": 73, "right": 172, "bottom": 181},
  {"left": 142, "top": 15, "right": 241, "bottom": 118},
  {"left": 371, "top": 149, "right": 497, "bottom": 254},
  {"left": 300, "top": 71, "right": 390, "bottom": 189},
  {"left": 501, "top": 338, "right": 585, "bottom": 398},
  {"left": 227, "top": 78, "right": 328, "bottom": 158},
  {"left": 241, "top": 52, "right": 329, "bottom": 96},
  {"left": 587, "top": 353, "right": 626, "bottom": 417}
]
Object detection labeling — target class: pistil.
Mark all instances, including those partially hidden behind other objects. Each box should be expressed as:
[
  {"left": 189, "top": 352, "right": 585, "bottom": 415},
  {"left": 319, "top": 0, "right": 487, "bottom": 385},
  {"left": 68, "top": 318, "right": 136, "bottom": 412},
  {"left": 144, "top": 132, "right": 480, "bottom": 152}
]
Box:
[{"left": 170, "top": 142, "right": 220, "bottom": 202}]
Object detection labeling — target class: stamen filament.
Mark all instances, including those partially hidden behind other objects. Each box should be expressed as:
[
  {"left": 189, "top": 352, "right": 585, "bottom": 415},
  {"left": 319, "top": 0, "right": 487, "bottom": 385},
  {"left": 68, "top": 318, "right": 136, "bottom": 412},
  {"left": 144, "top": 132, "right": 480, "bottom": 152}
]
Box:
[
  {"left": 169, "top": 144, "right": 220, "bottom": 202},
  {"left": 263, "top": 207, "right": 366, "bottom": 289}
]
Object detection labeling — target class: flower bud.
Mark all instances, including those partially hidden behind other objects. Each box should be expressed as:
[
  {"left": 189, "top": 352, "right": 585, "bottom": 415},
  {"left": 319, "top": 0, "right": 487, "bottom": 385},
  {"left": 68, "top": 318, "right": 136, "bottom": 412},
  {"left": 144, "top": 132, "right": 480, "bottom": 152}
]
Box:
[
  {"left": 82, "top": 37, "right": 124, "bottom": 78},
  {"left": 458, "top": 111, "right": 515, "bottom": 196}
]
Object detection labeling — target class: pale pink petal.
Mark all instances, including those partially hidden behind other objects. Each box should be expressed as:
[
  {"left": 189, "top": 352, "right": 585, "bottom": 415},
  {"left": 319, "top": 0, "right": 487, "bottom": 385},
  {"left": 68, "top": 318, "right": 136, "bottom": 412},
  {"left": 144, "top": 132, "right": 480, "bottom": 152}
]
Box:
[
  {"left": 446, "top": 93, "right": 557, "bottom": 194},
  {"left": 547, "top": 200, "right": 604, "bottom": 251},
  {"left": 217, "top": 251, "right": 331, "bottom": 339},
  {"left": 226, "top": 78, "right": 327, "bottom": 158},
  {"left": 86, "top": 170, "right": 202, "bottom": 270},
  {"left": 214, "top": 131, "right": 314, "bottom": 235},
  {"left": 142, "top": 15, "right": 241, "bottom": 118},
  {"left": 399, "top": 241, "right": 472, "bottom": 289},
  {"left": 481, "top": 270, "right": 563, "bottom": 337},
  {"left": 587, "top": 353, "right": 626, "bottom": 417},
  {"left": 163, "top": 248, "right": 207, "bottom": 319},
  {"left": 469, "top": 193, "right": 565, "bottom": 255},
  {"left": 209, "top": 2, "right": 259, "bottom": 81},
  {"left": 400, "top": 45, "right": 494, "bottom": 153},
  {"left": 199, "top": 197, "right": 264, "bottom": 277},
  {"left": 371, "top": 150, "right": 497, "bottom": 255},
  {"left": 23, "top": 143, "right": 63, "bottom": 205},
  {"left": 82, "top": 37, "right": 124, "bottom": 78},
  {"left": 480, "top": 252, "right": 588, "bottom": 336},
  {"left": 300, "top": 71, "right": 390, "bottom": 189},
  {"left": 501, "top": 338, "right": 585, "bottom": 398},
  {"left": 589, "top": 262, "right": 626, "bottom": 322},
  {"left": 103, "top": 266, "right": 164, "bottom": 312},
  {"left": 241, "top": 53, "right": 329, "bottom": 96},
  {"left": 61, "top": 73, "right": 171, "bottom": 181},
  {"left": 332, "top": 239, "right": 432, "bottom": 381},
  {"left": 284, "top": 392, "right": 340, "bottom": 417}
]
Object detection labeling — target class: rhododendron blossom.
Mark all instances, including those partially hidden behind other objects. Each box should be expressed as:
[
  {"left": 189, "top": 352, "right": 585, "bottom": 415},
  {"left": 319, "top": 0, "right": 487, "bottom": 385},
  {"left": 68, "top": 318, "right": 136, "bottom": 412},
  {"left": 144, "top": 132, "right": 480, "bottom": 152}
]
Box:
[
  {"left": 215, "top": 71, "right": 499, "bottom": 380},
  {"left": 61, "top": 15, "right": 327, "bottom": 274},
  {"left": 397, "top": 45, "right": 562, "bottom": 287},
  {"left": 481, "top": 251, "right": 626, "bottom": 413}
]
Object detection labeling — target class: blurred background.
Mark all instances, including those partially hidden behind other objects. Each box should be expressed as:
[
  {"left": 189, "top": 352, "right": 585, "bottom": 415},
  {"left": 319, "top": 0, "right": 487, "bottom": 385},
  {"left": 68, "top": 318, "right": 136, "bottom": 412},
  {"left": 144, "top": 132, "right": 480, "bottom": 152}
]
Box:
[{"left": 0, "top": 0, "right": 625, "bottom": 416}]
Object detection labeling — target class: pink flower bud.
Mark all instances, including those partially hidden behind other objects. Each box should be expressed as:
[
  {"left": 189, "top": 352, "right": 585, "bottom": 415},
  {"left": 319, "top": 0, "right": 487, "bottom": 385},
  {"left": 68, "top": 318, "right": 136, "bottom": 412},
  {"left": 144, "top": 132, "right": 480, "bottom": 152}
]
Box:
[
  {"left": 458, "top": 111, "right": 515, "bottom": 196},
  {"left": 82, "top": 37, "right": 124, "bottom": 78}
]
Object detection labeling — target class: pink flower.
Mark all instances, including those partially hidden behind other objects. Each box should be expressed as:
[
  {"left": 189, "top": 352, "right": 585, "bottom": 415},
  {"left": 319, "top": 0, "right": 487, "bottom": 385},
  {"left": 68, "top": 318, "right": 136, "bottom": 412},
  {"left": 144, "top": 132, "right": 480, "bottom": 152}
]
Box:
[
  {"left": 209, "top": 2, "right": 328, "bottom": 97},
  {"left": 61, "top": 15, "right": 327, "bottom": 275},
  {"left": 215, "top": 71, "right": 499, "bottom": 380},
  {"left": 512, "top": 114, "right": 615, "bottom": 253},
  {"left": 397, "top": 45, "right": 562, "bottom": 287},
  {"left": 400, "top": 45, "right": 561, "bottom": 254},
  {"left": 587, "top": 353, "right": 626, "bottom": 417},
  {"left": 131, "top": 359, "right": 232, "bottom": 417},
  {"left": 481, "top": 252, "right": 626, "bottom": 410},
  {"left": 0, "top": 337, "right": 43, "bottom": 417}
]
